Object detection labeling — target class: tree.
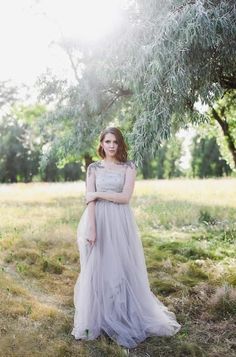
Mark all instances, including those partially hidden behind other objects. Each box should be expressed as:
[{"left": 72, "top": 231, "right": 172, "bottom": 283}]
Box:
[
  {"left": 163, "top": 137, "right": 183, "bottom": 179},
  {"left": 209, "top": 90, "right": 236, "bottom": 168},
  {"left": 38, "top": 0, "right": 236, "bottom": 165},
  {"left": 191, "top": 135, "right": 232, "bottom": 178},
  {"left": 140, "top": 135, "right": 183, "bottom": 178},
  {"left": 37, "top": 51, "right": 132, "bottom": 169},
  {"left": 0, "top": 103, "right": 85, "bottom": 183},
  {"left": 121, "top": 0, "right": 236, "bottom": 161},
  {"left": 0, "top": 104, "right": 48, "bottom": 182},
  {"left": 192, "top": 90, "right": 236, "bottom": 170},
  {"left": 0, "top": 115, "right": 40, "bottom": 182},
  {"left": 0, "top": 80, "right": 18, "bottom": 111}
]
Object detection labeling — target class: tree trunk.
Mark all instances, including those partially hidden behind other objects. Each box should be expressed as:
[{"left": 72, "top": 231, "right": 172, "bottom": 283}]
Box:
[
  {"left": 211, "top": 107, "right": 236, "bottom": 168},
  {"left": 141, "top": 156, "right": 151, "bottom": 179}
]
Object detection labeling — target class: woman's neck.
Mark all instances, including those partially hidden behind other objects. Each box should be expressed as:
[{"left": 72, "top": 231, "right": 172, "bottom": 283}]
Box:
[{"left": 102, "top": 158, "right": 119, "bottom": 164}]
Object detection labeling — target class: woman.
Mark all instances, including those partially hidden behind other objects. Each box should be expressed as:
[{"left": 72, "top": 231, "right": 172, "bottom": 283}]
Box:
[{"left": 71, "top": 127, "right": 181, "bottom": 348}]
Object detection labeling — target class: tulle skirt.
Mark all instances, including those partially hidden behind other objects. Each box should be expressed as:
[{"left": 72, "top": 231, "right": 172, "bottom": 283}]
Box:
[{"left": 71, "top": 200, "right": 181, "bottom": 348}]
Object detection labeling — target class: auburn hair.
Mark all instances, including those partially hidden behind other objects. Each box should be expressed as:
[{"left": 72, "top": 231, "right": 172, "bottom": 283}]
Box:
[{"left": 97, "top": 127, "right": 128, "bottom": 162}]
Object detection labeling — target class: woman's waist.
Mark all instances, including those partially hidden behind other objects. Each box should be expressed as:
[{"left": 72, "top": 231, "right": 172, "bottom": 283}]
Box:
[{"left": 96, "top": 198, "right": 129, "bottom": 206}]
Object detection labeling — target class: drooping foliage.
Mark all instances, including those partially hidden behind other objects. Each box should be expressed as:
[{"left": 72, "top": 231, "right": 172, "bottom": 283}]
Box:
[
  {"left": 125, "top": 0, "right": 236, "bottom": 161},
  {"left": 38, "top": 0, "right": 236, "bottom": 165}
]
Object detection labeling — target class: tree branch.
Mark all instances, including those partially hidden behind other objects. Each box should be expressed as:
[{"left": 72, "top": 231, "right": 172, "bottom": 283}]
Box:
[
  {"left": 211, "top": 107, "right": 236, "bottom": 167},
  {"left": 65, "top": 48, "right": 81, "bottom": 85},
  {"left": 220, "top": 75, "right": 236, "bottom": 90},
  {"left": 97, "top": 86, "right": 133, "bottom": 116}
]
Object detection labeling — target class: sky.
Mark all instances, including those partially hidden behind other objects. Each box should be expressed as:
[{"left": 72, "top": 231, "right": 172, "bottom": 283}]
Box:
[{"left": 0, "top": 0, "right": 124, "bottom": 86}]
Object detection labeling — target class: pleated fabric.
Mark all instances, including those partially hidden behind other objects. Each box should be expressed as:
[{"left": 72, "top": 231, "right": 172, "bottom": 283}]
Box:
[{"left": 71, "top": 200, "right": 181, "bottom": 348}]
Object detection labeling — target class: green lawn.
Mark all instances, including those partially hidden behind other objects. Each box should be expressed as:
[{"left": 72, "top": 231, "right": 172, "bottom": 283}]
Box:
[{"left": 0, "top": 179, "right": 236, "bottom": 357}]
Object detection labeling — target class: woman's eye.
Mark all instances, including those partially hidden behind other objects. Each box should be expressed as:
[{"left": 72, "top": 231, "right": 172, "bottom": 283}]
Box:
[{"left": 105, "top": 140, "right": 117, "bottom": 144}]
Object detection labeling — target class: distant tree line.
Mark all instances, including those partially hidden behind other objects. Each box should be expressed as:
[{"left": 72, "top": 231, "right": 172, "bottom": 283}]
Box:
[
  {"left": 0, "top": 105, "right": 83, "bottom": 183},
  {"left": 0, "top": 101, "right": 232, "bottom": 182}
]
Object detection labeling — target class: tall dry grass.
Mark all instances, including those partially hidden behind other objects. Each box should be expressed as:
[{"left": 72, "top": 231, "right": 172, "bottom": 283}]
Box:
[{"left": 0, "top": 178, "right": 235, "bottom": 356}]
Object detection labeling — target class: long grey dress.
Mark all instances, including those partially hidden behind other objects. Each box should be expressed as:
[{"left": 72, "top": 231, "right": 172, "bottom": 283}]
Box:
[{"left": 71, "top": 160, "right": 181, "bottom": 348}]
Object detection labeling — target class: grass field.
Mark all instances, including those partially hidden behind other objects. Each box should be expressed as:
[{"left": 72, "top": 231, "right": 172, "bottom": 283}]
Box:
[{"left": 0, "top": 178, "right": 236, "bottom": 357}]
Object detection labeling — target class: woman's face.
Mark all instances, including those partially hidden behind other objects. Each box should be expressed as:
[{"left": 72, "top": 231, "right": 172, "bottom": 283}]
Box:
[{"left": 101, "top": 133, "right": 118, "bottom": 159}]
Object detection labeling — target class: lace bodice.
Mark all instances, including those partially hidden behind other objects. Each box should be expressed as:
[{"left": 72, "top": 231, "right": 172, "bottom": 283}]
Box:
[
  {"left": 96, "top": 169, "right": 125, "bottom": 193},
  {"left": 86, "top": 160, "right": 136, "bottom": 203}
]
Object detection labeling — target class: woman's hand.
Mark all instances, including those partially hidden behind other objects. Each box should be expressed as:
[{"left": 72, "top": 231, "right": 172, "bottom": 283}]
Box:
[
  {"left": 86, "top": 226, "right": 96, "bottom": 247},
  {"left": 86, "top": 192, "right": 97, "bottom": 204}
]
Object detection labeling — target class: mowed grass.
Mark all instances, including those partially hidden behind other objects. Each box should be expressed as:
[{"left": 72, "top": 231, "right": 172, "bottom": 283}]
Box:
[{"left": 0, "top": 178, "right": 236, "bottom": 357}]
